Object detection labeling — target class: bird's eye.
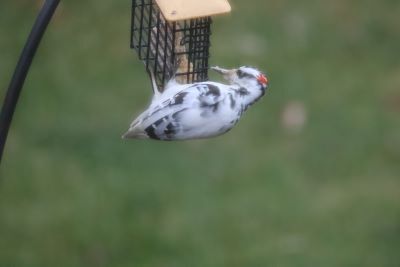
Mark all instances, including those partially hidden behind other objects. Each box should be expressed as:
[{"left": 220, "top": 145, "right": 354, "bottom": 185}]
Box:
[{"left": 237, "top": 69, "right": 244, "bottom": 78}]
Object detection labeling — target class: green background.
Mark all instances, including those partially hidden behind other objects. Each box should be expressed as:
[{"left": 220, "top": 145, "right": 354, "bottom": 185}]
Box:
[{"left": 1, "top": 0, "right": 399, "bottom": 266}]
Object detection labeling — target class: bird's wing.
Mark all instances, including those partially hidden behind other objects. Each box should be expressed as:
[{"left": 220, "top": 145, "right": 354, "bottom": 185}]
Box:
[{"left": 124, "top": 82, "right": 229, "bottom": 139}]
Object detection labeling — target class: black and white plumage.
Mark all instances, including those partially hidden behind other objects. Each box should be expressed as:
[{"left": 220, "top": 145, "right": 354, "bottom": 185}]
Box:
[{"left": 123, "top": 66, "right": 269, "bottom": 141}]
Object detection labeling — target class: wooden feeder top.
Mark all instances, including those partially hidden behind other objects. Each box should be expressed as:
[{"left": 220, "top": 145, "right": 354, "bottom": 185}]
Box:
[{"left": 155, "top": 0, "right": 231, "bottom": 21}]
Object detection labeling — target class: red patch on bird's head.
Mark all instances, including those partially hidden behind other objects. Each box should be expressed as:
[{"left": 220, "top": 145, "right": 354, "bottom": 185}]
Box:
[{"left": 257, "top": 74, "right": 268, "bottom": 87}]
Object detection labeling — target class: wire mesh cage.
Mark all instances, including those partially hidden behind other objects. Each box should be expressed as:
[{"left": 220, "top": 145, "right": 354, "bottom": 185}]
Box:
[{"left": 131, "top": 0, "right": 212, "bottom": 91}]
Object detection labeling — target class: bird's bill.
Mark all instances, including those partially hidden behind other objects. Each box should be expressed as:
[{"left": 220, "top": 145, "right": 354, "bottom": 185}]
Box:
[
  {"left": 211, "top": 67, "right": 237, "bottom": 83},
  {"left": 211, "top": 66, "right": 236, "bottom": 75},
  {"left": 211, "top": 66, "right": 228, "bottom": 74}
]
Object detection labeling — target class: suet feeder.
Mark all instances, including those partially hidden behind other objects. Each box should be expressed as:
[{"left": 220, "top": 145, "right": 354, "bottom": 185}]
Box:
[{"left": 130, "top": 0, "right": 231, "bottom": 91}]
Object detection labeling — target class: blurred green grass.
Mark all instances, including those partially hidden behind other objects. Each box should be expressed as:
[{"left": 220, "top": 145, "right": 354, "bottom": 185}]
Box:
[{"left": 0, "top": 0, "right": 399, "bottom": 266}]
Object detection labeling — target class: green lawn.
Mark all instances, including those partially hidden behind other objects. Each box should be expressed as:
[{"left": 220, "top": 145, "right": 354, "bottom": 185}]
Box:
[{"left": 1, "top": 0, "right": 399, "bottom": 266}]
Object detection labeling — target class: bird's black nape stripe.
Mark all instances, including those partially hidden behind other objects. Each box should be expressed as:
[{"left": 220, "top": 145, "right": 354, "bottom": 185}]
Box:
[{"left": 237, "top": 69, "right": 254, "bottom": 79}]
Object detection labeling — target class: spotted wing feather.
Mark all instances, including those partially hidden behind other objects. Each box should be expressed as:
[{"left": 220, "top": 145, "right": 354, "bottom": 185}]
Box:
[{"left": 123, "top": 83, "right": 228, "bottom": 140}]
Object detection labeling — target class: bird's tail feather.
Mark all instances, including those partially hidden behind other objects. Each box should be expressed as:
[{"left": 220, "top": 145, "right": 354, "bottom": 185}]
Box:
[{"left": 122, "top": 128, "right": 148, "bottom": 139}]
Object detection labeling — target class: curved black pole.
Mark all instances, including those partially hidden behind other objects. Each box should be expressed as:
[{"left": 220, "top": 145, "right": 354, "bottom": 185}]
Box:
[{"left": 0, "top": 0, "right": 60, "bottom": 165}]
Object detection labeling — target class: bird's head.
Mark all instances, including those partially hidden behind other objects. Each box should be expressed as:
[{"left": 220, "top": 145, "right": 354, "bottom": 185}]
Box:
[{"left": 211, "top": 66, "right": 269, "bottom": 90}]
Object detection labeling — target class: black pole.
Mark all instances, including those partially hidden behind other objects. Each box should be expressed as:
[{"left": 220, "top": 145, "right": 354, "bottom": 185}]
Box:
[{"left": 0, "top": 0, "right": 60, "bottom": 165}]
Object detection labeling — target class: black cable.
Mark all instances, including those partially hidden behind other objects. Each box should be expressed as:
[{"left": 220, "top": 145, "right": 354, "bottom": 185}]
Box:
[{"left": 0, "top": 0, "right": 60, "bottom": 165}]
